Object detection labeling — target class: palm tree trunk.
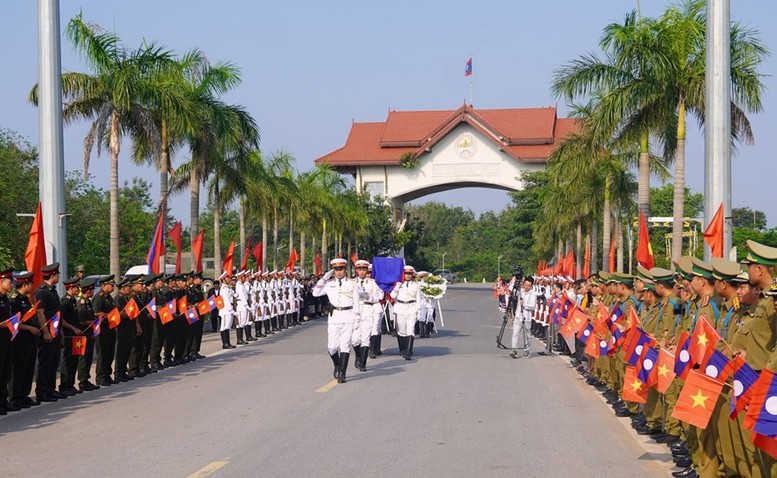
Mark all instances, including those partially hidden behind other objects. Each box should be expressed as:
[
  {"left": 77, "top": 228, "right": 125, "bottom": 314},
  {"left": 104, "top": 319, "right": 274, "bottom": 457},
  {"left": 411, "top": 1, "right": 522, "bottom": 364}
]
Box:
[
  {"left": 575, "top": 223, "right": 582, "bottom": 279},
  {"left": 603, "top": 175, "right": 612, "bottom": 272},
  {"left": 109, "top": 111, "right": 121, "bottom": 281},
  {"left": 616, "top": 216, "right": 624, "bottom": 273},
  {"left": 591, "top": 219, "right": 599, "bottom": 274},
  {"left": 261, "top": 212, "right": 268, "bottom": 271},
  {"left": 338, "top": 233, "right": 343, "bottom": 257},
  {"left": 239, "top": 196, "right": 246, "bottom": 267},
  {"left": 213, "top": 177, "right": 222, "bottom": 275},
  {"left": 311, "top": 236, "right": 317, "bottom": 274},
  {"left": 671, "top": 101, "right": 687, "bottom": 262},
  {"left": 190, "top": 168, "right": 200, "bottom": 248},
  {"left": 638, "top": 130, "right": 651, "bottom": 217},
  {"left": 321, "top": 219, "right": 328, "bottom": 266},
  {"left": 300, "top": 231, "right": 307, "bottom": 276},
  {"left": 273, "top": 206, "right": 279, "bottom": 270}
]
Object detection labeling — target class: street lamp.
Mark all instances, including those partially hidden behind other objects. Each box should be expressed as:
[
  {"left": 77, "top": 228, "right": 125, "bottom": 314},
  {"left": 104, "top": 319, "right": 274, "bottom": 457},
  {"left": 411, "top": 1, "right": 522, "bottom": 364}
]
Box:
[
  {"left": 441, "top": 252, "right": 447, "bottom": 270},
  {"left": 498, "top": 255, "right": 503, "bottom": 277}
]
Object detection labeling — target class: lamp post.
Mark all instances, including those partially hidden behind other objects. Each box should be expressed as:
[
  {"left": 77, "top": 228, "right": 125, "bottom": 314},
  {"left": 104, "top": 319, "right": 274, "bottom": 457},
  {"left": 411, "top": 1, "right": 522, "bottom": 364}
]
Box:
[
  {"left": 498, "top": 255, "right": 503, "bottom": 278},
  {"left": 441, "top": 253, "right": 447, "bottom": 270}
]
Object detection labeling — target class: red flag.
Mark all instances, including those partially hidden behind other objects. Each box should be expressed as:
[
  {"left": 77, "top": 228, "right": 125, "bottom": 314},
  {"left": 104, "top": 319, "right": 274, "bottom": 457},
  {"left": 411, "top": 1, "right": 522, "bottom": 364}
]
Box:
[
  {"left": 123, "top": 298, "right": 140, "bottom": 320},
  {"left": 636, "top": 210, "right": 654, "bottom": 269},
  {"left": 656, "top": 348, "right": 677, "bottom": 394},
  {"left": 350, "top": 252, "right": 358, "bottom": 265},
  {"left": 624, "top": 306, "right": 641, "bottom": 333},
  {"left": 106, "top": 308, "right": 121, "bottom": 329},
  {"left": 240, "top": 238, "right": 252, "bottom": 272},
  {"left": 214, "top": 295, "right": 225, "bottom": 310},
  {"left": 158, "top": 303, "right": 175, "bottom": 324},
  {"left": 560, "top": 306, "right": 588, "bottom": 337},
  {"left": 197, "top": 299, "right": 212, "bottom": 315},
  {"left": 565, "top": 251, "right": 575, "bottom": 279},
  {"left": 313, "top": 252, "right": 323, "bottom": 276},
  {"left": 583, "top": 241, "right": 590, "bottom": 278},
  {"left": 168, "top": 221, "right": 182, "bottom": 274},
  {"left": 689, "top": 315, "right": 721, "bottom": 366},
  {"left": 252, "top": 241, "right": 263, "bottom": 270},
  {"left": 22, "top": 300, "right": 41, "bottom": 323},
  {"left": 146, "top": 209, "right": 166, "bottom": 274},
  {"left": 608, "top": 235, "right": 617, "bottom": 272},
  {"left": 703, "top": 202, "right": 725, "bottom": 258},
  {"left": 584, "top": 335, "right": 602, "bottom": 358},
  {"left": 177, "top": 296, "right": 189, "bottom": 315},
  {"left": 672, "top": 369, "right": 724, "bottom": 428},
  {"left": 751, "top": 433, "right": 777, "bottom": 459},
  {"left": 285, "top": 247, "right": 299, "bottom": 272},
  {"left": 71, "top": 336, "right": 87, "bottom": 356},
  {"left": 622, "top": 366, "right": 648, "bottom": 404},
  {"left": 191, "top": 230, "right": 205, "bottom": 273},
  {"left": 222, "top": 240, "right": 235, "bottom": 276},
  {"left": 24, "top": 202, "right": 47, "bottom": 294}
]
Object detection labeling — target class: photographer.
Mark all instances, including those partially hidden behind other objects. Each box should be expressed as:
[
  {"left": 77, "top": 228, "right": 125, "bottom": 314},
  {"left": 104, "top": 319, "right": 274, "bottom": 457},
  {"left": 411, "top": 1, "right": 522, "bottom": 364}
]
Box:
[{"left": 509, "top": 276, "right": 537, "bottom": 358}]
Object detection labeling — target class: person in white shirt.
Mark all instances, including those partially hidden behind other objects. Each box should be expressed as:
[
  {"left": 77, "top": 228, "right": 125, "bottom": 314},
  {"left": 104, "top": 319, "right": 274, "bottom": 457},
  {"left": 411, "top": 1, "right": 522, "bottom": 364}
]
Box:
[
  {"left": 351, "top": 260, "right": 383, "bottom": 371},
  {"left": 390, "top": 265, "right": 422, "bottom": 360},
  {"left": 510, "top": 277, "right": 537, "bottom": 358},
  {"left": 312, "top": 258, "right": 360, "bottom": 383},
  {"left": 234, "top": 271, "right": 252, "bottom": 344},
  {"left": 218, "top": 273, "right": 236, "bottom": 349}
]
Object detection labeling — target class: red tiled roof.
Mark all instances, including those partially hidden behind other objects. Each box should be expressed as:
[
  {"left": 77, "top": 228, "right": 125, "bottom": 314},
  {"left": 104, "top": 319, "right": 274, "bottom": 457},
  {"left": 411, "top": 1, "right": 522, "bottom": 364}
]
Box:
[{"left": 314, "top": 106, "right": 579, "bottom": 167}]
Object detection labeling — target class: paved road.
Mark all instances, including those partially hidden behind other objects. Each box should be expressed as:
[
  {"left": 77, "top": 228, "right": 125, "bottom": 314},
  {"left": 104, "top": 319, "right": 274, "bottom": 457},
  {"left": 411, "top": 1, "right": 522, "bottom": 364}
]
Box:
[{"left": 2, "top": 283, "right": 671, "bottom": 477}]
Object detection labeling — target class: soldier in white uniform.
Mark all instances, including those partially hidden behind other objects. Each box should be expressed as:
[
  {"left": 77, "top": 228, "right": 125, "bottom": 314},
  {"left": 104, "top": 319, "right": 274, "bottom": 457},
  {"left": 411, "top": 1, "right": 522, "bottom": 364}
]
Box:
[
  {"left": 312, "top": 258, "right": 359, "bottom": 383},
  {"left": 390, "top": 265, "right": 422, "bottom": 360},
  {"left": 351, "top": 260, "right": 383, "bottom": 371},
  {"left": 218, "top": 272, "right": 236, "bottom": 349},
  {"left": 367, "top": 264, "right": 385, "bottom": 358},
  {"left": 416, "top": 271, "right": 436, "bottom": 338}
]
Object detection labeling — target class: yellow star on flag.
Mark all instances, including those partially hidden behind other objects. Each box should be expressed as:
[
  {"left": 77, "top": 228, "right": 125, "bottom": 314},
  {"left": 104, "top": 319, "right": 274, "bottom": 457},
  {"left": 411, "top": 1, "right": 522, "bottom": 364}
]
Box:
[
  {"left": 657, "top": 364, "right": 670, "bottom": 378},
  {"left": 75, "top": 339, "right": 82, "bottom": 347},
  {"left": 696, "top": 333, "right": 709, "bottom": 347},
  {"left": 574, "top": 317, "right": 583, "bottom": 324},
  {"left": 128, "top": 305, "right": 135, "bottom": 312},
  {"left": 690, "top": 389, "right": 709, "bottom": 409},
  {"left": 630, "top": 379, "right": 643, "bottom": 393}
]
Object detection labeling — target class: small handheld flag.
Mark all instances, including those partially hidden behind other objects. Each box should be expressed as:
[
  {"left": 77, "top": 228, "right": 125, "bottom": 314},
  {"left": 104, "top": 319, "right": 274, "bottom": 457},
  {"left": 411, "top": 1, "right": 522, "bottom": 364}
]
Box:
[
  {"left": 197, "top": 299, "right": 212, "bottom": 316},
  {"left": 92, "top": 318, "right": 102, "bottom": 337},
  {"left": 22, "top": 300, "right": 40, "bottom": 323},
  {"left": 71, "top": 336, "right": 86, "bottom": 356},
  {"left": 214, "top": 295, "right": 225, "bottom": 310},
  {"left": 145, "top": 297, "right": 158, "bottom": 319},
  {"left": 158, "top": 304, "right": 175, "bottom": 325},
  {"left": 107, "top": 308, "right": 121, "bottom": 329},
  {"left": 185, "top": 308, "right": 199, "bottom": 325},
  {"left": 123, "top": 298, "right": 140, "bottom": 320},
  {"left": 49, "top": 311, "right": 60, "bottom": 338},
  {"left": 177, "top": 296, "right": 188, "bottom": 315},
  {"left": 6, "top": 313, "right": 21, "bottom": 340},
  {"left": 672, "top": 369, "right": 724, "bottom": 429}
]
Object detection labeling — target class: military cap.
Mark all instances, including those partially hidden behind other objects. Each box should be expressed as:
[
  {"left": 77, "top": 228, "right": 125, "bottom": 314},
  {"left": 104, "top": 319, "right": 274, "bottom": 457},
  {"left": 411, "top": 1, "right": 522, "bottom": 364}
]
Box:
[
  {"left": 217, "top": 271, "right": 230, "bottom": 281},
  {"left": 635, "top": 265, "right": 654, "bottom": 283},
  {"left": 62, "top": 276, "right": 80, "bottom": 288},
  {"left": 101, "top": 274, "right": 116, "bottom": 286},
  {"left": 744, "top": 240, "right": 777, "bottom": 266},
  {"left": 417, "top": 270, "right": 429, "bottom": 277},
  {"left": 643, "top": 282, "right": 657, "bottom": 292},
  {"left": 611, "top": 272, "right": 634, "bottom": 286},
  {"left": 598, "top": 271, "right": 611, "bottom": 282},
  {"left": 154, "top": 273, "right": 165, "bottom": 282},
  {"left": 764, "top": 283, "right": 777, "bottom": 298},
  {"left": 41, "top": 262, "right": 60, "bottom": 275},
  {"left": 131, "top": 274, "right": 145, "bottom": 284},
  {"left": 176, "top": 274, "right": 187, "bottom": 282},
  {"left": 163, "top": 273, "right": 175, "bottom": 281},
  {"left": 589, "top": 278, "right": 601, "bottom": 287},
  {"left": 710, "top": 257, "right": 741, "bottom": 282},
  {"left": 74, "top": 264, "right": 85, "bottom": 273},
  {"left": 0, "top": 268, "right": 13, "bottom": 280},
  {"left": 116, "top": 277, "right": 132, "bottom": 288},
  {"left": 732, "top": 270, "right": 750, "bottom": 284},
  {"left": 80, "top": 277, "right": 96, "bottom": 289},
  {"left": 649, "top": 267, "right": 675, "bottom": 285},
  {"left": 329, "top": 258, "right": 347, "bottom": 268},
  {"left": 355, "top": 259, "right": 370, "bottom": 268},
  {"left": 676, "top": 256, "right": 695, "bottom": 280},
  {"left": 403, "top": 265, "right": 416, "bottom": 275},
  {"left": 689, "top": 257, "right": 714, "bottom": 280},
  {"left": 191, "top": 271, "right": 203, "bottom": 279},
  {"left": 143, "top": 274, "right": 157, "bottom": 286},
  {"left": 14, "top": 271, "right": 34, "bottom": 284}
]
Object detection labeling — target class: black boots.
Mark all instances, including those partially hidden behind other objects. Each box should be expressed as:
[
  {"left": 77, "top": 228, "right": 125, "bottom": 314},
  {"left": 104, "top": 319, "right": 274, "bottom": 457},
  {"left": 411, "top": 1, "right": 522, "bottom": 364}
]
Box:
[
  {"left": 271, "top": 317, "right": 278, "bottom": 331},
  {"left": 376, "top": 334, "right": 383, "bottom": 355},
  {"left": 236, "top": 327, "right": 247, "bottom": 345},
  {"left": 398, "top": 336, "right": 408, "bottom": 359},
  {"left": 409, "top": 336, "right": 415, "bottom": 357},
  {"left": 330, "top": 353, "right": 340, "bottom": 379},
  {"left": 419, "top": 322, "right": 427, "bottom": 338},
  {"left": 426, "top": 322, "right": 434, "bottom": 337},
  {"left": 221, "top": 330, "right": 235, "bottom": 349},
  {"left": 244, "top": 325, "right": 257, "bottom": 341},
  {"left": 353, "top": 345, "right": 362, "bottom": 369},
  {"left": 254, "top": 321, "right": 266, "bottom": 338},
  {"left": 368, "top": 335, "right": 378, "bottom": 359},
  {"left": 337, "top": 352, "right": 349, "bottom": 383},
  {"left": 264, "top": 319, "right": 273, "bottom": 335},
  {"left": 358, "top": 345, "right": 369, "bottom": 372}
]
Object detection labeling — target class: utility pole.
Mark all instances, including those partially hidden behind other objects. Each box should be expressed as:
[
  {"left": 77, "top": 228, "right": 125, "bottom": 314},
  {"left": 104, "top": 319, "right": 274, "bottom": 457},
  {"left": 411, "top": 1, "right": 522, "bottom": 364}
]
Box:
[
  {"left": 704, "top": 0, "right": 731, "bottom": 260},
  {"left": 38, "top": 0, "right": 68, "bottom": 286}
]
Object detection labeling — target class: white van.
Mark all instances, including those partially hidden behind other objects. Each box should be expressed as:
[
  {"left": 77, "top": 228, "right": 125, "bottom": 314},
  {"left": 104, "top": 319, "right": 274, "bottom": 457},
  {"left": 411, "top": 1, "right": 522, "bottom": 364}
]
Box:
[{"left": 125, "top": 264, "right": 176, "bottom": 277}]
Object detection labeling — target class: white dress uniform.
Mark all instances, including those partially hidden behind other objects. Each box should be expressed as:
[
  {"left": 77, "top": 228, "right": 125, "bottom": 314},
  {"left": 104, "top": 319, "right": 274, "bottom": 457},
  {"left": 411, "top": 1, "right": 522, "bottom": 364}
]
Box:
[
  {"left": 352, "top": 276, "right": 383, "bottom": 347},
  {"left": 390, "top": 279, "right": 421, "bottom": 337},
  {"left": 313, "top": 276, "right": 359, "bottom": 354},
  {"left": 218, "top": 282, "right": 235, "bottom": 331},
  {"left": 235, "top": 277, "right": 250, "bottom": 328}
]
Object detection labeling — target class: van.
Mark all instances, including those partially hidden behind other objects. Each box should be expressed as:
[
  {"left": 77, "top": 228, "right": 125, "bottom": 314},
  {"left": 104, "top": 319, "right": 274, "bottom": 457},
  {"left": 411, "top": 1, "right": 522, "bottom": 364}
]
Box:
[{"left": 124, "top": 264, "right": 176, "bottom": 277}]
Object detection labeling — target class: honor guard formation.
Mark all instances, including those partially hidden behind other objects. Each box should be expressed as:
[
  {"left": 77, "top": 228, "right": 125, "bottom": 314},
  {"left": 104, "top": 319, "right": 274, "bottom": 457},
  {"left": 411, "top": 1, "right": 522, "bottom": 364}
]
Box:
[
  {"left": 0, "top": 258, "right": 444, "bottom": 413},
  {"left": 498, "top": 240, "right": 777, "bottom": 478}
]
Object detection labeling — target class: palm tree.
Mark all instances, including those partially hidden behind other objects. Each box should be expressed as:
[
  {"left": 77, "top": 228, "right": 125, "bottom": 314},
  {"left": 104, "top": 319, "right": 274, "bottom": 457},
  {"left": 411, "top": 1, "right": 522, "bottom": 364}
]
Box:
[
  {"left": 264, "top": 151, "right": 297, "bottom": 269},
  {"left": 31, "top": 13, "right": 176, "bottom": 279}
]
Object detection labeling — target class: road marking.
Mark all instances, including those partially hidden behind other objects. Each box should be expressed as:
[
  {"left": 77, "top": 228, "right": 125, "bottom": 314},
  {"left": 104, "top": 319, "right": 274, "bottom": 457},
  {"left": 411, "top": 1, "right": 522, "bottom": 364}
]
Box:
[
  {"left": 316, "top": 379, "right": 338, "bottom": 392},
  {"left": 187, "top": 461, "right": 228, "bottom": 478}
]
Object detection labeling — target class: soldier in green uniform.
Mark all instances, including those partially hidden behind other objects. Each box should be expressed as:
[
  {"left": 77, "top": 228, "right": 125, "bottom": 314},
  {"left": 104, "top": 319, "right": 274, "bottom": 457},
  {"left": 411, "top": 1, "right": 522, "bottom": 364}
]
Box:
[
  {"left": 93, "top": 275, "right": 117, "bottom": 387},
  {"left": 58, "top": 276, "right": 84, "bottom": 396},
  {"left": 8, "top": 272, "right": 40, "bottom": 409},
  {"left": 114, "top": 277, "right": 137, "bottom": 382},
  {"left": 635, "top": 282, "right": 663, "bottom": 438},
  {"left": 610, "top": 273, "right": 640, "bottom": 417},
  {"left": 76, "top": 278, "right": 99, "bottom": 391}
]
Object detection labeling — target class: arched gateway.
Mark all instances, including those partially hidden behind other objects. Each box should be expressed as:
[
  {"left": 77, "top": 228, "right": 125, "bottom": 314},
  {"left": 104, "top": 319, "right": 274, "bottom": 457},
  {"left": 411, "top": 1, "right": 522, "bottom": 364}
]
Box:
[{"left": 315, "top": 104, "right": 578, "bottom": 224}]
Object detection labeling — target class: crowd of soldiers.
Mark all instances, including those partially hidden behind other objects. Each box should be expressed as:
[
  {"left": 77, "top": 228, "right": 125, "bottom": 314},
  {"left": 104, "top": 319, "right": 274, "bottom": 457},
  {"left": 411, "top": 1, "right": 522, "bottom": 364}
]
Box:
[{"left": 504, "top": 239, "right": 777, "bottom": 478}]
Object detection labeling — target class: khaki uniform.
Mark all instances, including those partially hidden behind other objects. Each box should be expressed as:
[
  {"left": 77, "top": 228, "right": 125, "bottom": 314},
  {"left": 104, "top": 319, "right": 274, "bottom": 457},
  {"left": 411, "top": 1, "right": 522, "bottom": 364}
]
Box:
[{"left": 639, "top": 302, "right": 662, "bottom": 428}]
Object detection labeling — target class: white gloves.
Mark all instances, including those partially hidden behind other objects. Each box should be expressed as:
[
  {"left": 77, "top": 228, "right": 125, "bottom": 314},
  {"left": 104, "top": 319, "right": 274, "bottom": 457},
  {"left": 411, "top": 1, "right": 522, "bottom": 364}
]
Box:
[{"left": 323, "top": 270, "right": 335, "bottom": 281}]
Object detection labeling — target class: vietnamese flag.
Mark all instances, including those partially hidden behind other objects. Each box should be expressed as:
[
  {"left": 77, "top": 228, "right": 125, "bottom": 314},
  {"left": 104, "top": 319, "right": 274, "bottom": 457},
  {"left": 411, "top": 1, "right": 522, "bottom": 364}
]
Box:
[
  {"left": 22, "top": 300, "right": 41, "bottom": 323},
  {"left": 674, "top": 332, "right": 693, "bottom": 379},
  {"left": 214, "top": 295, "right": 225, "bottom": 310},
  {"left": 145, "top": 297, "right": 157, "bottom": 319},
  {"left": 636, "top": 210, "right": 654, "bottom": 269},
  {"left": 656, "top": 348, "right": 677, "bottom": 394},
  {"left": 560, "top": 305, "right": 588, "bottom": 337},
  {"left": 672, "top": 369, "right": 725, "bottom": 428},
  {"left": 106, "top": 308, "right": 121, "bottom": 329},
  {"left": 252, "top": 241, "right": 263, "bottom": 270},
  {"left": 313, "top": 252, "right": 323, "bottom": 276},
  {"left": 703, "top": 202, "right": 725, "bottom": 258},
  {"left": 624, "top": 306, "right": 641, "bottom": 333},
  {"left": 285, "top": 247, "right": 299, "bottom": 272},
  {"left": 158, "top": 303, "right": 175, "bottom": 325},
  {"left": 594, "top": 302, "right": 610, "bottom": 335},
  {"left": 622, "top": 366, "right": 648, "bottom": 404},
  {"left": 197, "top": 299, "right": 212, "bottom": 316},
  {"left": 49, "top": 311, "right": 60, "bottom": 338},
  {"left": 24, "top": 202, "right": 47, "bottom": 295},
  {"left": 168, "top": 221, "right": 182, "bottom": 274},
  {"left": 222, "top": 240, "right": 235, "bottom": 276},
  {"left": 743, "top": 369, "right": 777, "bottom": 437},
  {"left": 584, "top": 335, "right": 601, "bottom": 358},
  {"left": 123, "top": 298, "right": 140, "bottom": 320},
  {"left": 730, "top": 356, "right": 760, "bottom": 419},
  {"left": 240, "top": 237, "right": 252, "bottom": 272},
  {"left": 192, "top": 229, "right": 205, "bottom": 273},
  {"left": 177, "top": 296, "right": 189, "bottom": 315},
  {"left": 71, "top": 336, "right": 87, "bottom": 356},
  {"left": 690, "top": 314, "right": 721, "bottom": 366},
  {"left": 185, "top": 308, "right": 199, "bottom": 325}
]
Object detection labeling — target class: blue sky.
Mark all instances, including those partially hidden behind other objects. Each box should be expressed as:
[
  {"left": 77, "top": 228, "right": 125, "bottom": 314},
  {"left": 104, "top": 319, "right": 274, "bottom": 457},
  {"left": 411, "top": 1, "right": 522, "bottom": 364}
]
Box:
[{"left": 2, "top": 1, "right": 775, "bottom": 226}]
